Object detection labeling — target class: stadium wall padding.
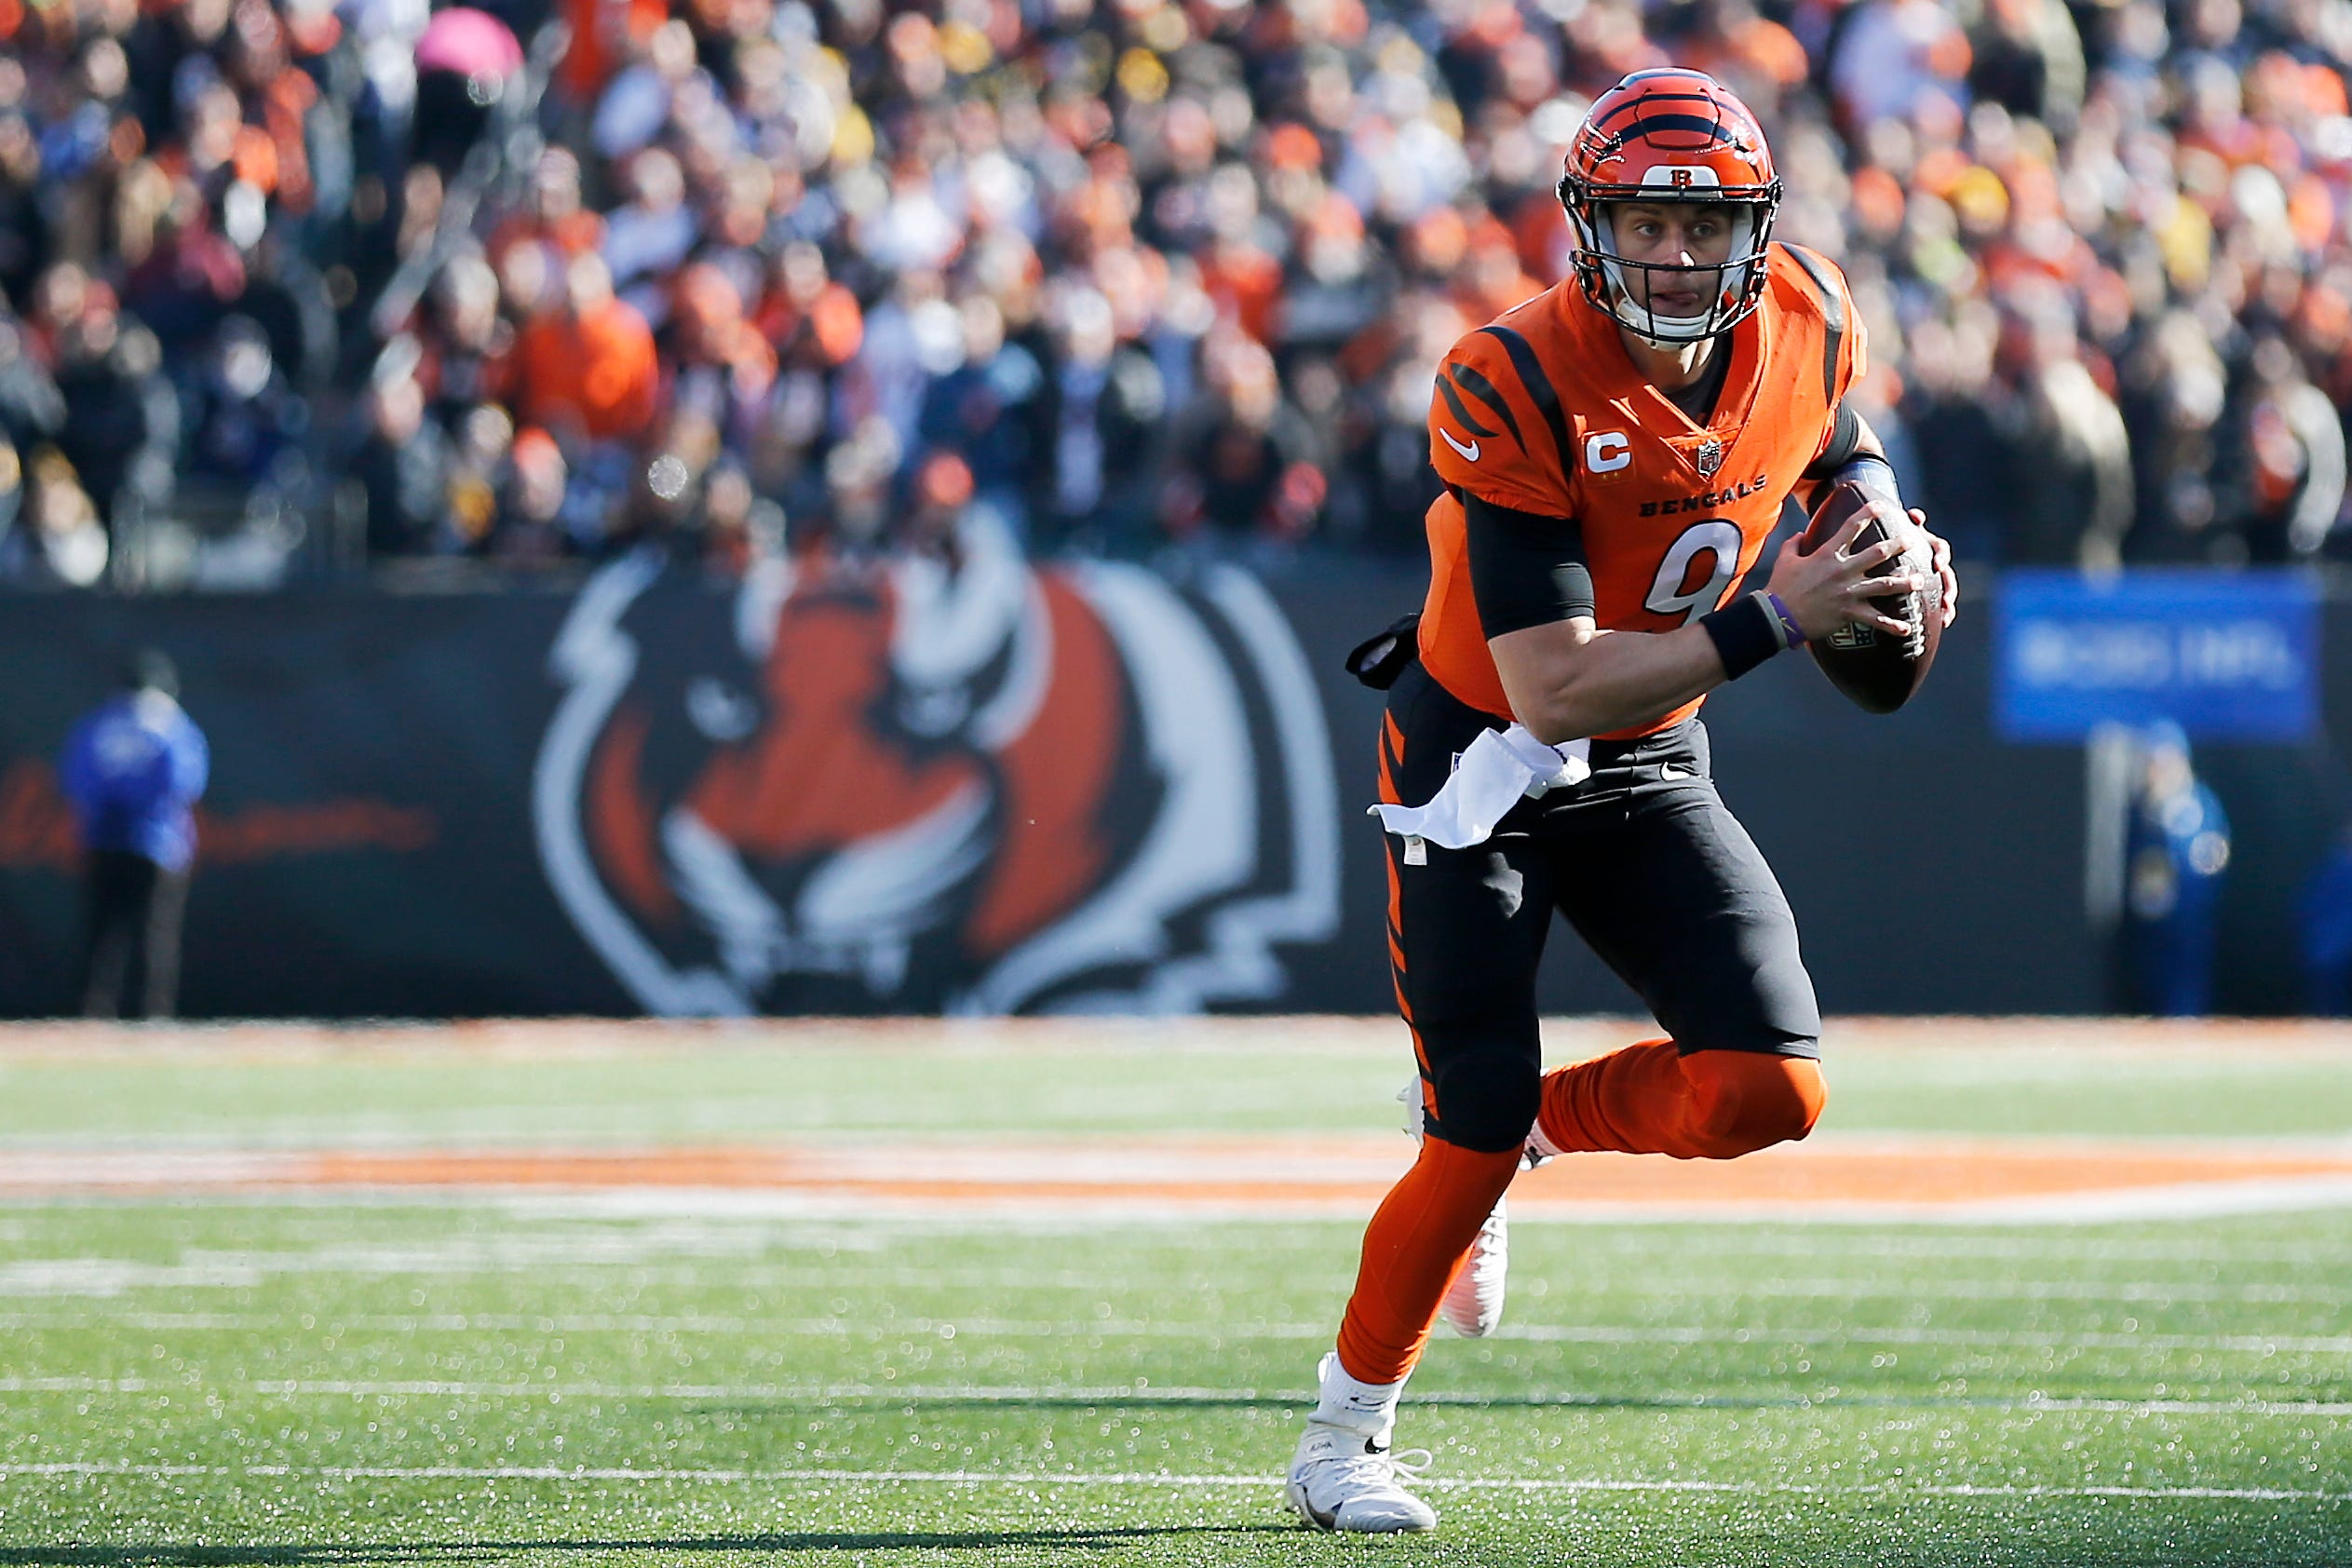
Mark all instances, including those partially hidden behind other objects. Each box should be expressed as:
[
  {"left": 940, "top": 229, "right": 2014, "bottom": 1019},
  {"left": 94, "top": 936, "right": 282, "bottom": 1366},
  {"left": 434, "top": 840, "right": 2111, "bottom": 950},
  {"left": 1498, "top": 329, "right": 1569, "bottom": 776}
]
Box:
[{"left": 0, "top": 561, "right": 2338, "bottom": 1019}]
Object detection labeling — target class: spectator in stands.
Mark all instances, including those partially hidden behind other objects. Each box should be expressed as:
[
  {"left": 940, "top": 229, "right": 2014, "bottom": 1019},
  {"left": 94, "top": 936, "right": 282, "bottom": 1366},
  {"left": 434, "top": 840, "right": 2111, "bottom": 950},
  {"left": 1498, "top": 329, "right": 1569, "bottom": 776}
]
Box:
[
  {"left": 603, "top": 146, "right": 696, "bottom": 324},
  {"left": 918, "top": 291, "right": 1045, "bottom": 520},
  {"left": 504, "top": 250, "right": 657, "bottom": 446},
  {"left": 1161, "top": 331, "right": 1323, "bottom": 554},
  {"left": 13, "top": 445, "right": 111, "bottom": 587},
  {"left": 1992, "top": 292, "right": 2136, "bottom": 565},
  {"left": 411, "top": 7, "right": 520, "bottom": 176},
  {"left": 0, "top": 309, "right": 66, "bottom": 456},
  {"left": 1675, "top": 0, "right": 1811, "bottom": 120},
  {"left": 1039, "top": 286, "right": 1166, "bottom": 553},
  {"left": 416, "top": 254, "right": 511, "bottom": 430},
  {"left": 489, "top": 147, "right": 604, "bottom": 277},
  {"left": 352, "top": 364, "right": 448, "bottom": 555},
  {"left": 2117, "top": 309, "right": 2229, "bottom": 562},
  {"left": 1967, "top": 0, "right": 2087, "bottom": 136},
  {"left": 2227, "top": 333, "right": 2346, "bottom": 561},
  {"left": 42, "top": 276, "right": 176, "bottom": 529},
  {"left": 444, "top": 399, "right": 519, "bottom": 550},
  {"left": 119, "top": 184, "right": 250, "bottom": 358},
  {"left": 59, "top": 649, "right": 209, "bottom": 1020},
  {"left": 497, "top": 423, "right": 569, "bottom": 561},
  {"left": 1829, "top": 0, "right": 1972, "bottom": 135},
  {"left": 182, "top": 316, "right": 304, "bottom": 502},
  {"left": 666, "top": 262, "right": 777, "bottom": 457},
  {"left": 0, "top": 108, "right": 47, "bottom": 306}
]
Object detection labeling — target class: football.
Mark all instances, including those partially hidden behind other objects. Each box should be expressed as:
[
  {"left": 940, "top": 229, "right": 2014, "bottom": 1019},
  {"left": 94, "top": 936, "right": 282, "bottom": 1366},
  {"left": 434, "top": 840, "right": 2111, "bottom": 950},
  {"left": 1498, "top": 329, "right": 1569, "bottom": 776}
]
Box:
[{"left": 1795, "top": 480, "right": 1943, "bottom": 714}]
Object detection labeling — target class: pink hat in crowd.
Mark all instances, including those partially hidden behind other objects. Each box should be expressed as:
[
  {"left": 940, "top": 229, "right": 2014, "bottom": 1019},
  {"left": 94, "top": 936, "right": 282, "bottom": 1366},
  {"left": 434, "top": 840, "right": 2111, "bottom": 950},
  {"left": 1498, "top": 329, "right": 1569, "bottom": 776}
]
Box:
[{"left": 415, "top": 7, "right": 524, "bottom": 80}]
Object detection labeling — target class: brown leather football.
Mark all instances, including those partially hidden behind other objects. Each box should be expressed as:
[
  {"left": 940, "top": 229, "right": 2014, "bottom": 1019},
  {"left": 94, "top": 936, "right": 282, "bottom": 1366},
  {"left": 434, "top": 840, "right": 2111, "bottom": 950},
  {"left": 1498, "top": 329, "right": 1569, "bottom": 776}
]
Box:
[{"left": 1794, "top": 480, "right": 1943, "bottom": 714}]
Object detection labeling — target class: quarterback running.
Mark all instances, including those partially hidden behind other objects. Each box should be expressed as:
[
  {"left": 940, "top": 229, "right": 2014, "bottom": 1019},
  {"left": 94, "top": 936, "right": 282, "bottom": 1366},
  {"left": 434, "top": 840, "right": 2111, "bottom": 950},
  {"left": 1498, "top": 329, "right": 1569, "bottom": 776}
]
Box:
[{"left": 1285, "top": 68, "right": 1962, "bottom": 1534}]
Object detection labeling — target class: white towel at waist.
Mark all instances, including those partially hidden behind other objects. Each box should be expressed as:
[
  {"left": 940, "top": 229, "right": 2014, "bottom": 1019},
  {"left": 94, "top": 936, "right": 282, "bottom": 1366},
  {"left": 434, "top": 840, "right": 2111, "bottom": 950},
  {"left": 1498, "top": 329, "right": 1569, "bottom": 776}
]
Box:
[{"left": 1367, "top": 723, "right": 1591, "bottom": 850}]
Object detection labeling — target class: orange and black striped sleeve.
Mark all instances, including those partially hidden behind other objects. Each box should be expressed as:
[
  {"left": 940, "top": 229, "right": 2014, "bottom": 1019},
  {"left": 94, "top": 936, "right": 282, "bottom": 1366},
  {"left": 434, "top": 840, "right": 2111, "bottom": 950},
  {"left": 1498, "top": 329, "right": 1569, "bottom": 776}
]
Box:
[
  {"left": 1426, "top": 330, "right": 1575, "bottom": 519},
  {"left": 1427, "top": 329, "right": 1593, "bottom": 637}
]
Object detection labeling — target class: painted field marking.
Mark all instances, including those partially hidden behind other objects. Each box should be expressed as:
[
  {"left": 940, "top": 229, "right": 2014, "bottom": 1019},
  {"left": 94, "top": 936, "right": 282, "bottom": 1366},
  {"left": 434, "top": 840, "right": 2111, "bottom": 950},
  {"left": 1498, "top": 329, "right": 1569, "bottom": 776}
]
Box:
[
  {"left": 7, "top": 1205, "right": 2332, "bottom": 1269},
  {"left": 11, "top": 1249, "right": 2351, "bottom": 1306},
  {"left": 0, "top": 1376, "right": 2345, "bottom": 1417},
  {"left": 2, "top": 1013, "right": 2347, "bottom": 1059},
  {"left": 7, "top": 1311, "right": 2352, "bottom": 1358},
  {"left": 9, "top": 1137, "right": 2352, "bottom": 1226},
  {"left": 7, "top": 1223, "right": 2341, "bottom": 1270},
  {"left": 13, "top": 1181, "right": 2352, "bottom": 1226},
  {"left": 0, "top": 1459, "right": 2345, "bottom": 1506}
]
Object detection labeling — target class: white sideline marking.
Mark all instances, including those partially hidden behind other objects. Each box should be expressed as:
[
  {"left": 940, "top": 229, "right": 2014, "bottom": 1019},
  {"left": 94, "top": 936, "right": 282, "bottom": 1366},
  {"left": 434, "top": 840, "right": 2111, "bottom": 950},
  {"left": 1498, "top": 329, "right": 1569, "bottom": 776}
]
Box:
[
  {"left": 10, "top": 1311, "right": 2352, "bottom": 1358},
  {"left": 1, "top": 1376, "right": 2345, "bottom": 1417},
  {"left": 18, "top": 1180, "right": 2352, "bottom": 1229},
  {"left": 0, "top": 1459, "right": 2345, "bottom": 1505},
  {"left": 482, "top": 1177, "right": 2352, "bottom": 1226},
  {"left": 1713, "top": 1277, "right": 2352, "bottom": 1305},
  {"left": 19, "top": 1172, "right": 2352, "bottom": 1226},
  {"left": 6, "top": 1198, "right": 2346, "bottom": 1269},
  {"left": 9, "top": 1247, "right": 2352, "bottom": 1305}
]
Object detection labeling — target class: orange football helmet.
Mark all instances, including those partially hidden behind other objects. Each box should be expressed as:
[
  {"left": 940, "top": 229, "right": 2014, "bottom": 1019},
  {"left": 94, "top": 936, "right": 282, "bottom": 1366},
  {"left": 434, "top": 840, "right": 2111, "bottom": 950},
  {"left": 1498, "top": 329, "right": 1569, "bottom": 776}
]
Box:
[{"left": 1559, "top": 68, "right": 1781, "bottom": 345}]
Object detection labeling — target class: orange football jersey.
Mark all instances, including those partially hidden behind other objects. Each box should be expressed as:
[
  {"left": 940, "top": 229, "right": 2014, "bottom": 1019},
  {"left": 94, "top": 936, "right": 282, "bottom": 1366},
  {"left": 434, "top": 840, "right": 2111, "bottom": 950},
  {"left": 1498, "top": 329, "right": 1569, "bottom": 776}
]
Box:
[{"left": 1418, "top": 242, "right": 1865, "bottom": 739}]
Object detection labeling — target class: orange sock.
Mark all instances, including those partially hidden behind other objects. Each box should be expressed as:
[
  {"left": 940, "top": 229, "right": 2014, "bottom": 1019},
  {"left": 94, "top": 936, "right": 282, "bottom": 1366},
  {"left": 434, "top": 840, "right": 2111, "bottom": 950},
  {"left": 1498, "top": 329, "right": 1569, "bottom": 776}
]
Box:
[
  {"left": 1534, "top": 1040, "right": 1826, "bottom": 1161},
  {"left": 1333, "top": 1135, "right": 1521, "bottom": 1386}
]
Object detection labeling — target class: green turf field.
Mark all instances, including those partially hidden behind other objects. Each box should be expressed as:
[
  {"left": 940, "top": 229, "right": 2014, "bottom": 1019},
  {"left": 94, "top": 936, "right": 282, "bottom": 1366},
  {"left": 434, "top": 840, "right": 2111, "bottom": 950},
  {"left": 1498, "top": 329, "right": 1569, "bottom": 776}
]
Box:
[{"left": 0, "top": 1020, "right": 2345, "bottom": 1566}]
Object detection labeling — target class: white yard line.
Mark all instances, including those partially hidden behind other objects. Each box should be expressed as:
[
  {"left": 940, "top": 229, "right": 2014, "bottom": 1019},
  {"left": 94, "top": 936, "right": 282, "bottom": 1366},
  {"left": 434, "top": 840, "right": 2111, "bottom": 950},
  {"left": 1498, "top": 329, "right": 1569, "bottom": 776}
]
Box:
[
  {"left": 7, "top": 1311, "right": 2352, "bottom": 1357},
  {"left": 8, "top": 1255, "right": 2347, "bottom": 1305},
  {"left": 526, "top": 1174, "right": 2352, "bottom": 1225},
  {"left": 0, "top": 1376, "right": 2345, "bottom": 1416},
  {"left": 495, "top": 1182, "right": 2352, "bottom": 1226},
  {"left": 3, "top": 1210, "right": 2343, "bottom": 1269},
  {"left": 11, "top": 1223, "right": 2346, "bottom": 1264},
  {"left": 0, "top": 1458, "right": 2344, "bottom": 1505},
  {"left": 10, "top": 1180, "right": 2352, "bottom": 1226}
]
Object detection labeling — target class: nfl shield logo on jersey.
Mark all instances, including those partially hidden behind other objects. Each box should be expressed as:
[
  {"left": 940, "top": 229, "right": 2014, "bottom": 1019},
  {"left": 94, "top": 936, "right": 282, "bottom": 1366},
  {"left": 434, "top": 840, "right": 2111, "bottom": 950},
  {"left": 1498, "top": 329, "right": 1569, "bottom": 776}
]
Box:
[{"left": 1695, "top": 437, "right": 1724, "bottom": 480}]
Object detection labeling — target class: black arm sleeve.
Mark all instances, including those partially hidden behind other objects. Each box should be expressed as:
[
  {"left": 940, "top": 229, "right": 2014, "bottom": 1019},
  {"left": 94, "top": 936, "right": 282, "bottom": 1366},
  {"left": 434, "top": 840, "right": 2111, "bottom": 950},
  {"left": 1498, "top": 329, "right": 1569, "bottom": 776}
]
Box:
[
  {"left": 1463, "top": 490, "right": 1595, "bottom": 639},
  {"left": 1800, "top": 399, "right": 1866, "bottom": 482}
]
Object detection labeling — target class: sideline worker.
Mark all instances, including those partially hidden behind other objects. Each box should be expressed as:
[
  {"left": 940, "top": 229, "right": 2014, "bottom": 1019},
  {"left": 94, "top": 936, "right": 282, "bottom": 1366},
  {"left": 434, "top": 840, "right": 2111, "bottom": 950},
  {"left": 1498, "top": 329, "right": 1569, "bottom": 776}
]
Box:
[{"left": 59, "top": 650, "right": 209, "bottom": 1019}]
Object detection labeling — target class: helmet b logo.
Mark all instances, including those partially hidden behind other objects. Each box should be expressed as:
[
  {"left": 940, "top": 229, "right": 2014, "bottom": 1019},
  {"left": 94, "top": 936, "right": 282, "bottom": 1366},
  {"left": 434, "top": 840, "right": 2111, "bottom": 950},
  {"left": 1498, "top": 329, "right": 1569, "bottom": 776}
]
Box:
[{"left": 1670, "top": 168, "right": 1695, "bottom": 188}]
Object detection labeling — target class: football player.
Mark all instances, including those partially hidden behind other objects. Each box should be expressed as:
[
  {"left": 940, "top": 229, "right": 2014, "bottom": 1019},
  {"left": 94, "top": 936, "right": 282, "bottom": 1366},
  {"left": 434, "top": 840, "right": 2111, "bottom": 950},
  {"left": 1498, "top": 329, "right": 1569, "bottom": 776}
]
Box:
[{"left": 1285, "top": 68, "right": 1962, "bottom": 1533}]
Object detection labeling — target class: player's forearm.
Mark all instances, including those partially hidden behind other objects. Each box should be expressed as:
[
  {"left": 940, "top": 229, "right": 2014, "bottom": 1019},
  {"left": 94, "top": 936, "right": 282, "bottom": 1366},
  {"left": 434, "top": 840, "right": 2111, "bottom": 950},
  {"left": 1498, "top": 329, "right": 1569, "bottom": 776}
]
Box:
[
  {"left": 1494, "top": 624, "right": 1726, "bottom": 745},
  {"left": 1795, "top": 413, "right": 1890, "bottom": 515}
]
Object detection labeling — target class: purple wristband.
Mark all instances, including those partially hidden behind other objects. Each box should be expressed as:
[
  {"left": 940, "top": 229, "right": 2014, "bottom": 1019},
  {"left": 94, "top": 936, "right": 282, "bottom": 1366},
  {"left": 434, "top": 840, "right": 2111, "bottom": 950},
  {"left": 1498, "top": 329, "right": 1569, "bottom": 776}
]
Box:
[{"left": 1764, "top": 591, "right": 1806, "bottom": 648}]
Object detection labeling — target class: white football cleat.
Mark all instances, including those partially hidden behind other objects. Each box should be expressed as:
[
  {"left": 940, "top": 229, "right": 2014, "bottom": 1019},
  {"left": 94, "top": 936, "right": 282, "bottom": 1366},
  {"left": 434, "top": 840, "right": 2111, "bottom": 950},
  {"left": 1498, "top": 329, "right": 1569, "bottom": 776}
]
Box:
[
  {"left": 1397, "top": 1077, "right": 1539, "bottom": 1338},
  {"left": 1285, "top": 1420, "right": 1438, "bottom": 1534}
]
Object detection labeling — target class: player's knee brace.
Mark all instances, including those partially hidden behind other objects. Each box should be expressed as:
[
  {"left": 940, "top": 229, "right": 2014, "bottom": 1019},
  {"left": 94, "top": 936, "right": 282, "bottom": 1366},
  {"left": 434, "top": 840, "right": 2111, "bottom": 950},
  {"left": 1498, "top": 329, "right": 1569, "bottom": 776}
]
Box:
[
  {"left": 1685, "top": 1051, "right": 1826, "bottom": 1156},
  {"left": 1426, "top": 1048, "right": 1543, "bottom": 1155}
]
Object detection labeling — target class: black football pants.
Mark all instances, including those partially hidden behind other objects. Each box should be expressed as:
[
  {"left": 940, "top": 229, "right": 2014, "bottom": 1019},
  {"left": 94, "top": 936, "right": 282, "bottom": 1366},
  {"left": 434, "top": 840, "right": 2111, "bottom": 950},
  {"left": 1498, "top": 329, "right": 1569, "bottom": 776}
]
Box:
[
  {"left": 1379, "top": 662, "right": 1822, "bottom": 1154},
  {"left": 77, "top": 850, "right": 189, "bottom": 1021}
]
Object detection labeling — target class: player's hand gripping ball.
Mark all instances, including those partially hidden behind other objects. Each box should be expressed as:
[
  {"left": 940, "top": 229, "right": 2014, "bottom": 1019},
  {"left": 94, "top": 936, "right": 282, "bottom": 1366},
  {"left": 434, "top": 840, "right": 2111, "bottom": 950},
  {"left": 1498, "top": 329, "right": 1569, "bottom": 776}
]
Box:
[{"left": 1796, "top": 481, "right": 1943, "bottom": 713}]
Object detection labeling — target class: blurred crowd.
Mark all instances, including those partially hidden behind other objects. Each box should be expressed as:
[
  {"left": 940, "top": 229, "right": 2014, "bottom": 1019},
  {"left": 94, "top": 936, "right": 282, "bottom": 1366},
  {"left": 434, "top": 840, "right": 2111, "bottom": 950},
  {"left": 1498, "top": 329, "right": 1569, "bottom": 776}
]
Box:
[{"left": 2, "top": 0, "right": 2351, "bottom": 584}]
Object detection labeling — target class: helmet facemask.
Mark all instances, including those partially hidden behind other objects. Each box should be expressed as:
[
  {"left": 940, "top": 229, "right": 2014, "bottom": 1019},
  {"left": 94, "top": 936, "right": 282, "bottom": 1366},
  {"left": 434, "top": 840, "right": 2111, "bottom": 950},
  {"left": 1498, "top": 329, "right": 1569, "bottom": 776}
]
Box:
[{"left": 1561, "top": 179, "right": 1781, "bottom": 347}]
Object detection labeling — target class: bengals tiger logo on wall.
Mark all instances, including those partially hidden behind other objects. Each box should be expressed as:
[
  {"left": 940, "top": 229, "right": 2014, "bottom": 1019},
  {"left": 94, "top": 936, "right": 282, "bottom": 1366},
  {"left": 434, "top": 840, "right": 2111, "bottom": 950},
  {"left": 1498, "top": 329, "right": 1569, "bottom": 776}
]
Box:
[{"left": 534, "top": 513, "right": 1340, "bottom": 1015}]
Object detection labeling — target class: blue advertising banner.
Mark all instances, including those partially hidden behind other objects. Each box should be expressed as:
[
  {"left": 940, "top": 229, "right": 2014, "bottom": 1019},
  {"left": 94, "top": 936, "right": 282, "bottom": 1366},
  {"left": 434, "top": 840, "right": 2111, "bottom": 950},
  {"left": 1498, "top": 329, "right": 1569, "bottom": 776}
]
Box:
[{"left": 1994, "top": 569, "right": 2321, "bottom": 742}]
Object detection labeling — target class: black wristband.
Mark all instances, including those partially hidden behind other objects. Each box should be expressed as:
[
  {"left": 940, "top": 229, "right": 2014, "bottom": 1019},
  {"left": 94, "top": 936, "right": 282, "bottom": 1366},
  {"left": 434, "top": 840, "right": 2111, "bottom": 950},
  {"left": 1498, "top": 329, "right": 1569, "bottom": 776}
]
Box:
[
  {"left": 1834, "top": 453, "right": 1904, "bottom": 513},
  {"left": 1699, "top": 592, "right": 1785, "bottom": 681}
]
